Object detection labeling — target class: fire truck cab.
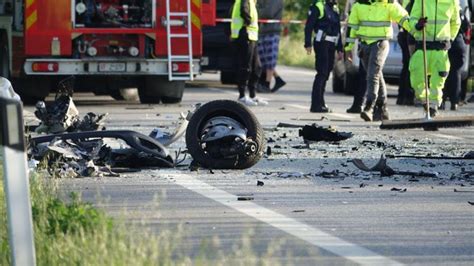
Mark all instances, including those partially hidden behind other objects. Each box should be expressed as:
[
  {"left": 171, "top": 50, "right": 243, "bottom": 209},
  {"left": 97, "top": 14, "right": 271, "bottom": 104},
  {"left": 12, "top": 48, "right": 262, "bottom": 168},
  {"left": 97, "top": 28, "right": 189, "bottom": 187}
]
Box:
[{"left": 0, "top": 0, "right": 216, "bottom": 104}]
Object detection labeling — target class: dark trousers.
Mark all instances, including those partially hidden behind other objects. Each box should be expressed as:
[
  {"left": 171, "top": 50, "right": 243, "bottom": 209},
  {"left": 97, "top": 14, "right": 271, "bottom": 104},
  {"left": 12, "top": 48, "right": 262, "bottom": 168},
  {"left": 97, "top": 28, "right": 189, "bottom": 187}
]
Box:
[
  {"left": 397, "top": 31, "right": 415, "bottom": 105},
  {"left": 235, "top": 28, "right": 261, "bottom": 98},
  {"left": 351, "top": 63, "right": 367, "bottom": 108},
  {"left": 445, "top": 34, "right": 466, "bottom": 105},
  {"left": 311, "top": 40, "right": 335, "bottom": 110}
]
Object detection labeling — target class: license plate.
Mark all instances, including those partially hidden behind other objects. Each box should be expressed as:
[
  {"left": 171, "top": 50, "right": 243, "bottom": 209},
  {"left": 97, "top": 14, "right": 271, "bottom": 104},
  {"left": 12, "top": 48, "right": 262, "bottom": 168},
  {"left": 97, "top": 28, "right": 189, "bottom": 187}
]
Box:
[{"left": 98, "top": 62, "right": 126, "bottom": 72}]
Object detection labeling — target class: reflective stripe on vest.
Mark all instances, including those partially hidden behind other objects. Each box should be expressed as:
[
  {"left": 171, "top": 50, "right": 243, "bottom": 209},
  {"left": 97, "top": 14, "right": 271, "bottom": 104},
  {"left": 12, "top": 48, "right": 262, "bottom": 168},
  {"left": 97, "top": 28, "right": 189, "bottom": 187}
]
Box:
[{"left": 359, "top": 21, "right": 392, "bottom": 27}]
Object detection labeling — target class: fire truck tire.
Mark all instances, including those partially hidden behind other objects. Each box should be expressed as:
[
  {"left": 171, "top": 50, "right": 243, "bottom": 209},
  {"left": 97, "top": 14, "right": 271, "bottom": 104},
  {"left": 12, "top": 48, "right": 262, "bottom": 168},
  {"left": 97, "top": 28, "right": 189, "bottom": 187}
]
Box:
[
  {"left": 15, "top": 77, "right": 51, "bottom": 105},
  {"left": 185, "top": 100, "right": 265, "bottom": 169},
  {"left": 110, "top": 88, "right": 139, "bottom": 101},
  {"left": 138, "top": 76, "right": 184, "bottom": 104},
  {"left": 0, "top": 37, "right": 9, "bottom": 79}
]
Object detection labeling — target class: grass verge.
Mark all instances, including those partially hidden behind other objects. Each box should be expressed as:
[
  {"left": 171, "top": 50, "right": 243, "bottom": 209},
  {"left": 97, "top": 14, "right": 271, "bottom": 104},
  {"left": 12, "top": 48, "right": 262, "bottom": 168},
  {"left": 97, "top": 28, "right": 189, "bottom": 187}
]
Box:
[
  {"left": 278, "top": 32, "right": 315, "bottom": 69},
  {"left": 1, "top": 167, "right": 292, "bottom": 265}
]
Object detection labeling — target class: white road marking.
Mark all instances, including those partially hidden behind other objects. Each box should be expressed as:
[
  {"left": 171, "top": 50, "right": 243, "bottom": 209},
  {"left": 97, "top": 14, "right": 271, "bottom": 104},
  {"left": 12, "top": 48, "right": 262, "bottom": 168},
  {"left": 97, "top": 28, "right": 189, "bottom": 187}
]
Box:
[
  {"left": 428, "top": 133, "right": 465, "bottom": 140},
  {"left": 165, "top": 171, "right": 402, "bottom": 266},
  {"left": 286, "top": 104, "right": 354, "bottom": 120}
]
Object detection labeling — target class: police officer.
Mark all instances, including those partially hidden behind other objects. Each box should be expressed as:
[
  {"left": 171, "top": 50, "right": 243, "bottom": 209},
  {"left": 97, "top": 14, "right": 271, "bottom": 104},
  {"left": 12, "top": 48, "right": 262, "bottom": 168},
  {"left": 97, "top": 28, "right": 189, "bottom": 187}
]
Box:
[
  {"left": 409, "top": 0, "right": 460, "bottom": 117},
  {"left": 231, "top": 0, "right": 268, "bottom": 106},
  {"left": 346, "top": 0, "right": 411, "bottom": 121},
  {"left": 305, "top": 0, "right": 343, "bottom": 113}
]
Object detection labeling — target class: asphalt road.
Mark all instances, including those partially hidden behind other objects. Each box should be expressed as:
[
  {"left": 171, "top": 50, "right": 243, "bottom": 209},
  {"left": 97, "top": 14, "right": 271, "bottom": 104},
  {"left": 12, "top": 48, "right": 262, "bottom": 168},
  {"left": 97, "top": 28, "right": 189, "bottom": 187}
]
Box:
[{"left": 33, "top": 66, "right": 474, "bottom": 265}]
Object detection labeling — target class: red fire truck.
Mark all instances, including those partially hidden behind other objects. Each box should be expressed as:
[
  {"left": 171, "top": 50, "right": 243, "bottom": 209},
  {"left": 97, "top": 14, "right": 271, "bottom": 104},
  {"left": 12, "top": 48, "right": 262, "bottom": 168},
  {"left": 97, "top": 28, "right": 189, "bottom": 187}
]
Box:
[{"left": 0, "top": 0, "right": 216, "bottom": 104}]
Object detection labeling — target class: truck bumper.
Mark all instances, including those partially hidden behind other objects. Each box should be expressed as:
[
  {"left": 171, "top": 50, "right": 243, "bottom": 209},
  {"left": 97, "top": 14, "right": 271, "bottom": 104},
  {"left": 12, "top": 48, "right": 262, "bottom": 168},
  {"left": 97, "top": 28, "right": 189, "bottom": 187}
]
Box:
[{"left": 24, "top": 58, "right": 201, "bottom": 76}]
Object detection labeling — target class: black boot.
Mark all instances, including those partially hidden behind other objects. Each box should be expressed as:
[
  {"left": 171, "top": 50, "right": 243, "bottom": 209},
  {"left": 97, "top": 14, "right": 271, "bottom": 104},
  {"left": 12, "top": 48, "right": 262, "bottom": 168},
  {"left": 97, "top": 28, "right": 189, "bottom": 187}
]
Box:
[
  {"left": 423, "top": 104, "right": 439, "bottom": 118},
  {"left": 272, "top": 76, "right": 286, "bottom": 93},
  {"left": 360, "top": 100, "right": 375, "bottom": 122}
]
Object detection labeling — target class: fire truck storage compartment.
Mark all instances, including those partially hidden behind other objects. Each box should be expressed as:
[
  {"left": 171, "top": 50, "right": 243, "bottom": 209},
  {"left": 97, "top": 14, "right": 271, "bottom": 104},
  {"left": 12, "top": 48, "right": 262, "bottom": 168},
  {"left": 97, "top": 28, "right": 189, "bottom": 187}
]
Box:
[{"left": 74, "top": 0, "right": 153, "bottom": 28}]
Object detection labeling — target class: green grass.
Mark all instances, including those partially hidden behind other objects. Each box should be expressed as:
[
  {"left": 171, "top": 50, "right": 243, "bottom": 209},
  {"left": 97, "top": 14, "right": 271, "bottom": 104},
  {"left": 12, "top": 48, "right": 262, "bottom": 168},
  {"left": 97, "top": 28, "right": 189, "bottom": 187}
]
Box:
[
  {"left": 278, "top": 32, "right": 315, "bottom": 69},
  {"left": 1, "top": 167, "right": 293, "bottom": 265}
]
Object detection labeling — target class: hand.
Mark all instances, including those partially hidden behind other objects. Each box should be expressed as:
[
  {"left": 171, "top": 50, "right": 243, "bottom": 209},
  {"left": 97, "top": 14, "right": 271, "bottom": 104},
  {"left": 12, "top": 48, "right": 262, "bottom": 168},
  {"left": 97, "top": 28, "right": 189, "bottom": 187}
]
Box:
[
  {"left": 336, "top": 51, "right": 344, "bottom": 61},
  {"left": 415, "top": 17, "right": 428, "bottom": 31},
  {"left": 345, "top": 51, "right": 353, "bottom": 62},
  {"left": 305, "top": 47, "right": 312, "bottom": 55}
]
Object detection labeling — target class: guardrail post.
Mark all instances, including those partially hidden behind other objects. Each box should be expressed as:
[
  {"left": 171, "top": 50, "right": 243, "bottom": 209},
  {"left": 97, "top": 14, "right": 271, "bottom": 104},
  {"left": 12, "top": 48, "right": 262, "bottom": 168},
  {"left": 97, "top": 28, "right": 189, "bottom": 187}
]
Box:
[{"left": 0, "top": 97, "right": 36, "bottom": 266}]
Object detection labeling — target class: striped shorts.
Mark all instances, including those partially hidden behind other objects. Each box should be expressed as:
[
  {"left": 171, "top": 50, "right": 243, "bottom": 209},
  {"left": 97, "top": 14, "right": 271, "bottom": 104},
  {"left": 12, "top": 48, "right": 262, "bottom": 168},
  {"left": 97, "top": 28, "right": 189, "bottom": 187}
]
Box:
[{"left": 257, "top": 34, "right": 280, "bottom": 70}]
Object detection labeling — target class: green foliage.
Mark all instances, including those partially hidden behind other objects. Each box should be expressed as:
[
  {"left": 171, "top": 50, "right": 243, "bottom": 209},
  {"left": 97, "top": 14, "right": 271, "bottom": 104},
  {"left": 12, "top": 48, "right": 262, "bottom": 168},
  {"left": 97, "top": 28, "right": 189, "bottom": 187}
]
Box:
[{"left": 32, "top": 192, "right": 113, "bottom": 236}]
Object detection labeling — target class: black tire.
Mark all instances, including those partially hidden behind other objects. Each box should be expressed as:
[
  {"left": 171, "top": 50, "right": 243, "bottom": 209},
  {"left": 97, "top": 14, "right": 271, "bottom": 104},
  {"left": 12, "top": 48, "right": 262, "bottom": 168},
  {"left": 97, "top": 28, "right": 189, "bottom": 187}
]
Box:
[
  {"left": 0, "top": 43, "right": 9, "bottom": 79},
  {"left": 185, "top": 100, "right": 265, "bottom": 169},
  {"left": 161, "top": 96, "right": 182, "bottom": 104},
  {"left": 110, "top": 88, "right": 139, "bottom": 101},
  {"left": 220, "top": 71, "right": 237, "bottom": 85},
  {"left": 138, "top": 76, "right": 184, "bottom": 104},
  {"left": 15, "top": 76, "right": 51, "bottom": 105}
]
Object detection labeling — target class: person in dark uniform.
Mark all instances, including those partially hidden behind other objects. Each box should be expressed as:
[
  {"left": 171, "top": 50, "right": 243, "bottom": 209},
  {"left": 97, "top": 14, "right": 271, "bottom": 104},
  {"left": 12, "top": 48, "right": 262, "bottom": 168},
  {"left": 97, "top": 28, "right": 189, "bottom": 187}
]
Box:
[
  {"left": 442, "top": 8, "right": 470, "bottom": 111},
  {"left": 305, "top": 0, "right": 343, "bottom": 113},
  {"left": 396, "top": 0, "right": 415, "bottom": 106}
]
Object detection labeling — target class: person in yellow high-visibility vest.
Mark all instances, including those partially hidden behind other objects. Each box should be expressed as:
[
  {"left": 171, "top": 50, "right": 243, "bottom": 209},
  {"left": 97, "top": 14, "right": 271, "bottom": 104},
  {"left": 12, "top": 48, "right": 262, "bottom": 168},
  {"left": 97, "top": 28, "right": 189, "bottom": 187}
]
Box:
[
  {"left": 409, "top": 0, "right": 461, "bottom": 117},
  {"left": 346, "top": 0, "right": 411, "bottom": 122},
  {"left": 231, "top": 0, "right": 268, "bottom": 106}
]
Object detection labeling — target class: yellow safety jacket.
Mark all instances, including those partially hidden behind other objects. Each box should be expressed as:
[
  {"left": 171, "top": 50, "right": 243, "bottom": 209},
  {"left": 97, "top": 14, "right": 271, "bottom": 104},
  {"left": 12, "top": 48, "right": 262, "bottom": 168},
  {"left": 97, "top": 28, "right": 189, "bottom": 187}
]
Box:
[
  {"left": 409, "top": 0, "right": 460, "bottom": 42},
  {"left": 231, "top": 0, "right": 259, "bottom": 41},
  {"left": 345, "top": 0, "right": 411, "bottom": 50}
]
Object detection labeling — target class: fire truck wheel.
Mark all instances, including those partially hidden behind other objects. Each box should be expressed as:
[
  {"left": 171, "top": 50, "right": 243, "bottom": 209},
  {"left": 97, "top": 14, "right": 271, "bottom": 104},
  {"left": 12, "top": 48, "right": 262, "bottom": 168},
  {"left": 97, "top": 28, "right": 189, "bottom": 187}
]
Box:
[
  {"left": 138, "top": 76, "right": 184, "bottom": 104},
  {"left": 0, "top": 38, "right": 9, "bottom": 79},
  {"left": 15, "top": 77, "right": 51, "bottom": 105},
  {"left": 185, "top": 100, "right": 265, "bottom": 169},
  {"left": 110, "top": 88, "right": 139, "bottom": 101}
]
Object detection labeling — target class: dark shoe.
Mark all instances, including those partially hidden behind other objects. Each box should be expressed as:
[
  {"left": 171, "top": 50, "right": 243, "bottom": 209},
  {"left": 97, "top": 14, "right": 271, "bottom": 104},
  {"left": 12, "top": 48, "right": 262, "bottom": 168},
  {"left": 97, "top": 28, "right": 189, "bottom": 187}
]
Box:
[
  {"left": 257, "top": 82, "right": 271, "bottom": 93},
  {"left": 360, "top": 101, "right": 374, "bottom": 122},
  {"left": 271, "top": 76, "right": 286, "bottom": 93},
  {"left": 372, "top": 105, "right": 382, "bottom": 121},
  {"left": 439, "top": 101, "right": 446, "bottom": 110},
  {"left": 405, "top": 97, "right": 415, "bottom": 106},
  {"left": 310, "top": 106, "right": 331, "bottom": 113},
  {"left": 451, "top": 103, "right": 458, "bottom": 111},
  {"left": 346, "top": 105, "right": 362, "bottom": 113},
  {"left": 396, "top": 97, "right": 403, "bottom": 105},
  {"left": 423, "top": 104, "right": 438, "bottom": 118}
]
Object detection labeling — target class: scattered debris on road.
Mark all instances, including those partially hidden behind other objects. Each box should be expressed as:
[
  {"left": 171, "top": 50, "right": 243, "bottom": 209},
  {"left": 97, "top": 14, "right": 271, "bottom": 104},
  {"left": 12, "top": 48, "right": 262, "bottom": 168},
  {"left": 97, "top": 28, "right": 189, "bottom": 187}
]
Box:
[
  {"left": 299, "top": 124, "right": 353, "bottom": 142},
  {"left": 237, "top": 194, "right": 255, "bottom": 201},
  {"left": 352, "top": 155, "right": 439, "bottom": 177},
  {"left": 257, "top": 180, "right": 264, "bottom": 186},
  {"left": 454, "top": 189, "right": 474, "bottom": 193},
  {"left": 391, "top": 187, "right": 407, "bottom": 193}
]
